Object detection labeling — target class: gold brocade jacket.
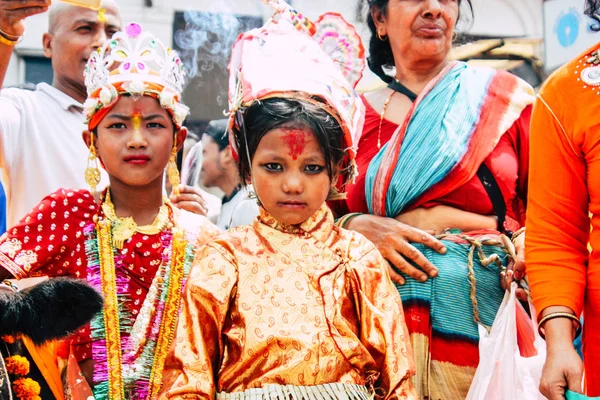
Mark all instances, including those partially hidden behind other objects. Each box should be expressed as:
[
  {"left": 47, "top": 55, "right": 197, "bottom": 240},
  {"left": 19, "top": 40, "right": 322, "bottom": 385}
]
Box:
[{"left": 160, "top": 205, "right": 416, "bottom": 399}]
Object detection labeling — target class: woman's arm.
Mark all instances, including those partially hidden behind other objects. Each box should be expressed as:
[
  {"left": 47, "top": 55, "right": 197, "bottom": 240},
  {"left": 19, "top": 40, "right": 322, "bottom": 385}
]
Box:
[
  {"left": 526, "top": 93, "right": 587, "bottom": 399},
  {"left": 395, "top": 205, "right": 497, "bottom": 235}
]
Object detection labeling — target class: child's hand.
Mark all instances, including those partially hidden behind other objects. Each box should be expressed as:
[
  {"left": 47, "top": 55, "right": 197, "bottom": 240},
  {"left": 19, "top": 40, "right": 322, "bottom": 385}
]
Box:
[{"left": 169, "top": 185, "right": 208, "bottom": 216}]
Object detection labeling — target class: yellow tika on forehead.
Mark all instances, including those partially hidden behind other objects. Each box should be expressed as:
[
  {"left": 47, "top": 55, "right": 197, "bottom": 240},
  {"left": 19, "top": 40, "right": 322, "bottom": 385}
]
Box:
[{"left": 132, "top": 111, "right": 142, "bottom": 132}]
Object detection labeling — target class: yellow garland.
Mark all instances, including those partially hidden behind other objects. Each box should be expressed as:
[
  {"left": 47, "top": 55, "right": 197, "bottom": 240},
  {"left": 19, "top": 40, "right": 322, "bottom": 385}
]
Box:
[
  {"left": 147, "top": 227, "right": 187, "bottom": 398},
  {"left": 5, "top": 355, "right": 30, "bottom": 376},
  {"left": 96, "top": 217, "right": 188, "bottom": 399},
  {"left": 96, "top": 219, "right": 125, "bottom": 399}
]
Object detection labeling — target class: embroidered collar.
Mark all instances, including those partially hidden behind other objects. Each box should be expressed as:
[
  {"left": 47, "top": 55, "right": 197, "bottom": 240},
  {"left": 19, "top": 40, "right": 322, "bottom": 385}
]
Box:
[
  {"left": 36, "top": 83, "right": 83, "bottom": 111},
  {"left": 256, "top": 204, "right": 334, "bottom": 244}
]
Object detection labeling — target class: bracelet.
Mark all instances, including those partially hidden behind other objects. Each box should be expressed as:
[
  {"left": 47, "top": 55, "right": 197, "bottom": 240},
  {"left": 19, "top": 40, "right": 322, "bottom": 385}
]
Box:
[
  {"left": 0, "top": 27, "right": 20, "bottom": 41},
  {"left": 335, "top": 212, "right": 362, "bottom": 229},
  {"left": 511, "top": 227, "right": 526, "bottom": 243},
  {"left": 1, "top": 280, "right": 19, "bottom": 292},
  {"left": 538, "top": 312, "right": 582, "bottom": 340},
  {"left": 0, "top": 27, "right": 23, "bottom": 46}
]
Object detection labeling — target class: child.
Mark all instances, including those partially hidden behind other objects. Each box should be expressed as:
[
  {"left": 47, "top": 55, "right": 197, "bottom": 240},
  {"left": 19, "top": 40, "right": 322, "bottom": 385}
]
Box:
[
  {"left": 160, "top": 2, "right": 416, "bottom": 399},
  {"left": 0, "top": 23, "right": 219, "bottom": 399}
]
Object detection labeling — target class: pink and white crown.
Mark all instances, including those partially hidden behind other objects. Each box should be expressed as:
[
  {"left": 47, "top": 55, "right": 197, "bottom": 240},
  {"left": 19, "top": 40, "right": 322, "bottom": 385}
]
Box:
[
  {"left": 227, "top": 0, "right": 366, "bottom": 181},
  {"left": 83, "top": 22, "right": 189, "bottom": 128}
]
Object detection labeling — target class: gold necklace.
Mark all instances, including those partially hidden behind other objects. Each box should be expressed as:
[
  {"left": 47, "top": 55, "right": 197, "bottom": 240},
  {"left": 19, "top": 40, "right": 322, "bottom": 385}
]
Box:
[
  {"left": 377, "top": 90, "right": 395, "bottom": 149},
  {"left": 101, "top": 189, "right": 172, "bottom": 249}
]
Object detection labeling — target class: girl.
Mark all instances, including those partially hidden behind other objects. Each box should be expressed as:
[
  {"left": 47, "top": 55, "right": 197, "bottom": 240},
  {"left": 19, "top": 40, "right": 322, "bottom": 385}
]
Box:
[
  {"left": 160, "top": 2, "right": 416, "bottom": 399},
  {"left": 0, "top": 23, "right": 219, "bottom": 399}
]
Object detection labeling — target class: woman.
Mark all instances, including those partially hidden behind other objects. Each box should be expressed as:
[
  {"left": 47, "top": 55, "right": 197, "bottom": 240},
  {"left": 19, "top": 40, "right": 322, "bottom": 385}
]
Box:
[
  {"left": 526, "top": 1, "right": 600, "bottom": 398},
  {"left": 336, "top": 0, "right": 534, "bottom": 398}
]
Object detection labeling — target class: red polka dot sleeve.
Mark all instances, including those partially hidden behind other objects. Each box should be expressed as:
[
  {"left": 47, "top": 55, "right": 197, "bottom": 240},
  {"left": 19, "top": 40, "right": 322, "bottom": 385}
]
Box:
[{"left": 0, "top": 189, "right": 98, "bottom": 279}]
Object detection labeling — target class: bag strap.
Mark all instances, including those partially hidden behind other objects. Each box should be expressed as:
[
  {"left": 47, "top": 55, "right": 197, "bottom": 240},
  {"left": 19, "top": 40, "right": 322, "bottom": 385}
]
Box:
[
  {"left": 476, "top": 163, "right": 509, "bottom": 234},
  {"left": 387, "top": 80, "right": 418, "bottom": 102}
]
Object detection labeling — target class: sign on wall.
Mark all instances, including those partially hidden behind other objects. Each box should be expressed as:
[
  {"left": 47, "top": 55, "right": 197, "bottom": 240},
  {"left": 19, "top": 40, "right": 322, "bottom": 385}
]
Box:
[{"left": 543, "top": 0, "right": 600, "bottom": 72}]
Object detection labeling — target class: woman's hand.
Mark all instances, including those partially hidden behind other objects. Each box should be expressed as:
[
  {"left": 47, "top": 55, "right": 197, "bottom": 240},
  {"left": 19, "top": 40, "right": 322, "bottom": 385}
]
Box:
[
  {"left": 501, "top": 232, "right": 528, "bottom": 300},
  {"left": 169, "top": 184, "right": 208, "bottom": 216},
  {"left": 539, "top": 314, "right": 584, "bottom": 400},
  {"left": 346, "top": 214, "right": 446, "bottom": 285}
]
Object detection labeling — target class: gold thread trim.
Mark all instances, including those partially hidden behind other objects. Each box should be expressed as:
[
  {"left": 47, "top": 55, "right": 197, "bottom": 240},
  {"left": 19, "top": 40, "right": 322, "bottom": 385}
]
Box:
[
  {"left": 0, "top": 252, "right": 27, "bottom": 279},
  {"left": 97, "top": 219, "right": 125, "bottom": 399},
  {"left": 147, "top": 228, "right": 187, "bottom": 398}
]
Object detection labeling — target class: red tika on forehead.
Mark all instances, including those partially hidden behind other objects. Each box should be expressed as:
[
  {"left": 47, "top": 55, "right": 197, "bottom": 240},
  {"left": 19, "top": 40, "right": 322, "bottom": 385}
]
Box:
[{"left": 281, "top": 129, "right": 308, "bottom": 160}]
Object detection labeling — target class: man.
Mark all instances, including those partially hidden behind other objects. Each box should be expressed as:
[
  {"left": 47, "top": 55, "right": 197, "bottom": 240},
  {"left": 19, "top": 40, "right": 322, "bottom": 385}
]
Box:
[
  {"left": 0, "top": 1, "right": 119, "bottom": 228},
  {"left": 200, "top": 118, "right": 258, "bottom": 230},
  {"left": 0, "top": 1, "right": 206, "bottom": 228}
]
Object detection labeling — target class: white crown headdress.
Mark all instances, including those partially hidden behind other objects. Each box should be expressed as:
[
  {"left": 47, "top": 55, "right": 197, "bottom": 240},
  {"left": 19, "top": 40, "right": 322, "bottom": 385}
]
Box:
[{"left": 83, "top": 22, "right": 189, "bottom": 128}]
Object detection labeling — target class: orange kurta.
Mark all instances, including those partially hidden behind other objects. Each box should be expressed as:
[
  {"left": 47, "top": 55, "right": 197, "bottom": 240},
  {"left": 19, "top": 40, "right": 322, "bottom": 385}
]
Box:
[
  {"left": 160, "top": 205, "right": 416, "bottom": 399},
  {"left": 526, "top": 42, "right": 600, "bottom": 395}
]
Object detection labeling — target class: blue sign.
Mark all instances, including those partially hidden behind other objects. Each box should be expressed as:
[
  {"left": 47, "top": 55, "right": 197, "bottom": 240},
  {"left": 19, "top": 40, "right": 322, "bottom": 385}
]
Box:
[{"left": 555, "top": 9, "right": 580, "bottom": 47}]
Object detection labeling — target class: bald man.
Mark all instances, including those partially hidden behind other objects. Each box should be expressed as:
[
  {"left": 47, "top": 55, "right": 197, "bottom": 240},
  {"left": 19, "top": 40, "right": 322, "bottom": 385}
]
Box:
[{"left": 0, "top": 0, "right": 121, "bottom": 228}]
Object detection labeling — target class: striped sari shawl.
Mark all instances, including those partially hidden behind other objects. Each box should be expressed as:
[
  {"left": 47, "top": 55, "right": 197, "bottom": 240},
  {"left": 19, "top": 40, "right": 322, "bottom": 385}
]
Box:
[
  {"left": 363, "top": 63, "right": 534, "bottom": 399},
  {"left": 365, "top": 61, "right": 534, "bottom": 218}
]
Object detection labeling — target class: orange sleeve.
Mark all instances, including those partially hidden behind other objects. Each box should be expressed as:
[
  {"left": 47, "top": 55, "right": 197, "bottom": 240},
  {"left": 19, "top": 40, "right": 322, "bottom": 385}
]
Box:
[{"left": 525, "top": 94, "right": 589, "bottom": 318}]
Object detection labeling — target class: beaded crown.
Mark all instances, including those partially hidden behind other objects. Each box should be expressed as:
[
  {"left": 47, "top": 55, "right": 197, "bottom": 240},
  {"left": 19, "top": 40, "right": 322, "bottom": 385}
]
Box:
[{"left": 83, "top": 22, "right": 189, "bottom": 128}]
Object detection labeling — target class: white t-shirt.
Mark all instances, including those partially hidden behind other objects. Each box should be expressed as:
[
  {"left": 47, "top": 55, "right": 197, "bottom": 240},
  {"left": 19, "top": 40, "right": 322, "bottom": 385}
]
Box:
[
  {"left": 0, "top": 83, "right": 108, "bottom": 228},
  {"left": 217, "top": 186, "right": 259, "bottom": 231}
]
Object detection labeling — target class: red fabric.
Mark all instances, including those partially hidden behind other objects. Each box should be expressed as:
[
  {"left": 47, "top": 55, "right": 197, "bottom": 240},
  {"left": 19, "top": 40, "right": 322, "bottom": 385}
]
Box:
[
  {"left": 0, "top": 189, "right": 162, "bottom": 362},
  {"left": 343, "top": 95, "right": 531, "bottom": 225}
]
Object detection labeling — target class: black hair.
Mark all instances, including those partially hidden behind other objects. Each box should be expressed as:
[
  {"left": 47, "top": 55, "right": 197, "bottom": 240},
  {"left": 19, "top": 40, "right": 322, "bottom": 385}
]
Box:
[
  {"left": 585, "top": 0, "right": 600, "bottom": 31},
  {"left": 203, "top": 118, "right": 230, "bottom": 151},
  {"left": 233, "top": 97, "right": 347, "bottom": 185},
  {"left": 366, "top": 0, "right": 474, "bottom": 83}
]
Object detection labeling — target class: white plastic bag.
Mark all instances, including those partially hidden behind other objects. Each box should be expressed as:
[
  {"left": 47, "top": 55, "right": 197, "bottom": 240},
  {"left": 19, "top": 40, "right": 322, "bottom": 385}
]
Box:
[{"left": 466, "top": 283, "right": 546, "bottom": 400}]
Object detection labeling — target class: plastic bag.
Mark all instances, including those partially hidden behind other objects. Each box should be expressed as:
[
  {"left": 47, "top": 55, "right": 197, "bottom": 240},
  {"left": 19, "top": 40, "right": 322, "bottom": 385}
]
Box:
[{"left": 466, "top": 283, "right": 546, "bottom": 400}]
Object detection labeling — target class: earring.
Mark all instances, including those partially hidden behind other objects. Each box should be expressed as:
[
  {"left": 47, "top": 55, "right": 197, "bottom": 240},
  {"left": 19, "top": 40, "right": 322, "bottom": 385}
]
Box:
[
  {"left": 167, "top": 144, "right": 181, "bottom": 196},
  {"left": 326, "top": 187, "right": 347, "bottom": 201},
  {"left": 85, "top": 135, "right": 101, "bottom": 195},
  {"left": 452, "top": 31, "right": 459, "bottom": 42},
  {"left": 377, "top": 30, "right": 388, "bottom": 41}
]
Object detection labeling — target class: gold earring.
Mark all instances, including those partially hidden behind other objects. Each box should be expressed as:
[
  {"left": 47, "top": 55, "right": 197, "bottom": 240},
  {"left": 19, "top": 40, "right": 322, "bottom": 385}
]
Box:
[
  {"left": 326, "top": 187, "right": 347, "bottom": 201},
  {"left": 377, "top": 30, "right": 388, "bottom": 41},
  {"left": 167, "top": 144, "right": 181, "bottom": 196},
  {"left": 85, "top": 135, "right": 101, "bottom": 195}
]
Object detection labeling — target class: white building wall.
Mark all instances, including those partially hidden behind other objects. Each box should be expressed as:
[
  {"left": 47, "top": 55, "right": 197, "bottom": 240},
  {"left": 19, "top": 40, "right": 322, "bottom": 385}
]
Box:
[
  {"left": 4, "top": 0, "right": 546, "bottom": 88},
  {"left": 470, "top": 0, "right": 543, "bottom": 38}
]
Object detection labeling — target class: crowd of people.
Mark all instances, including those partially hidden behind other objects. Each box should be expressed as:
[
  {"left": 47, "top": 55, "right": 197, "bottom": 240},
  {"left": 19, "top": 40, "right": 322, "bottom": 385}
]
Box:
[{"left": 0, "top": 0, "right": 597, "bottom": 399}]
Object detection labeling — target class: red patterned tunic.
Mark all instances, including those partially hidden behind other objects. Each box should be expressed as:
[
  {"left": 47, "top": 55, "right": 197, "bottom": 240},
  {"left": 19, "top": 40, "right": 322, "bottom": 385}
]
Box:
[{"left": 0, "top": 188, "right": 219, "bottom": 361}]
